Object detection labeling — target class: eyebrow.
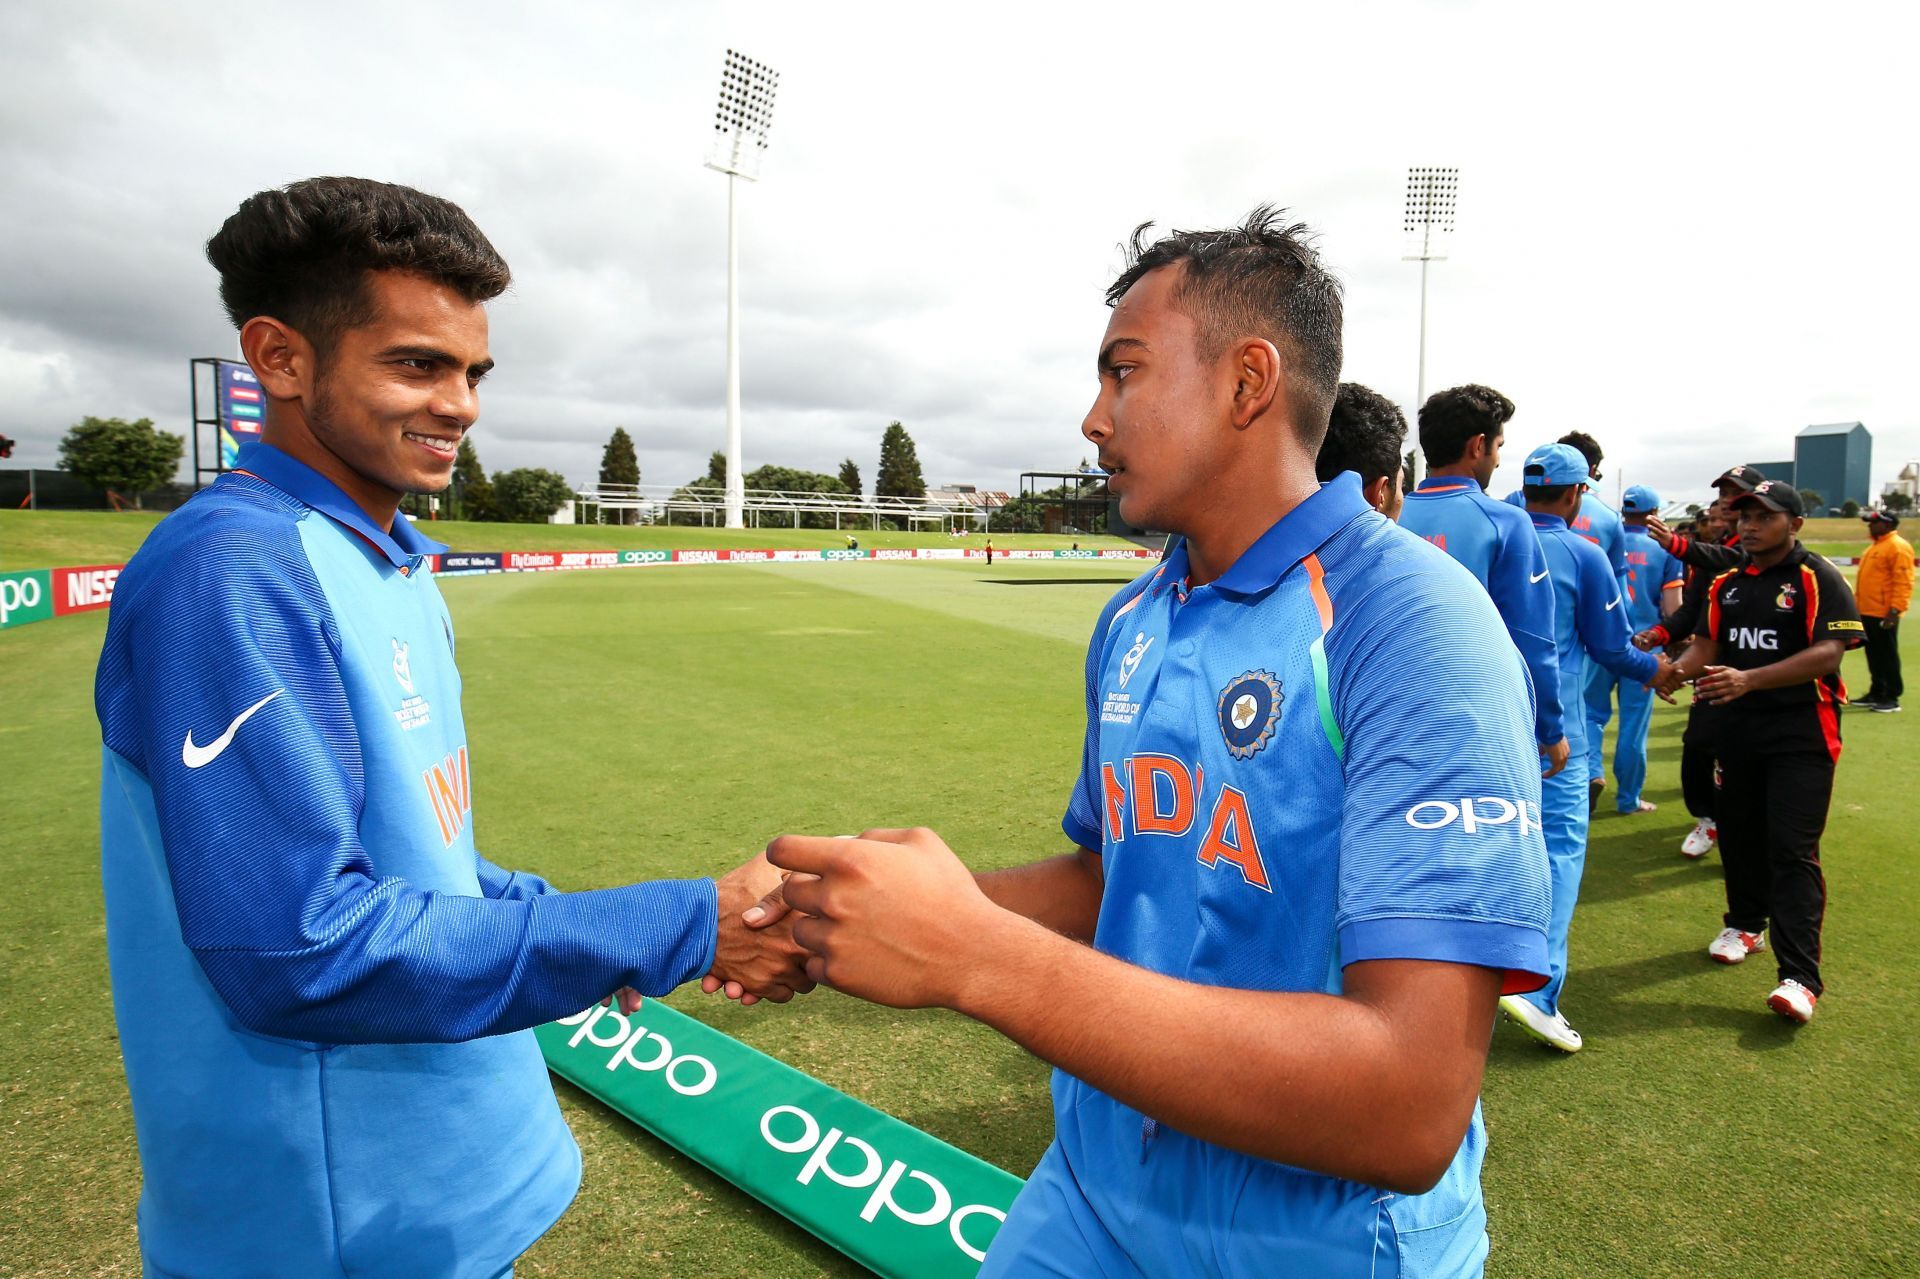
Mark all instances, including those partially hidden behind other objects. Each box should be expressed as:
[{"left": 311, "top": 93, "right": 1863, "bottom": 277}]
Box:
[
  {"left": 379, "top": 344, "right": 495, "bottom": 379},
  {"left": 1097, "top": 337, "right": 1150, "bottom": 374}
]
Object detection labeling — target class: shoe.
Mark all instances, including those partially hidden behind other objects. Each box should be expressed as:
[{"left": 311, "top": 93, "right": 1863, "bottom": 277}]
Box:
[
  {"left": 1767, "top": 979, "right": 1818, "bottom": 1024},
  {"left": 1619, "top": 799, "right": 1657, "bottom": 815},
  {"left": 1853, "top": 695, "right": 1885, "bottom": 709},
  {"left": 1499, "top": 994, "right": 1584, "bottom": 1052},
  {"left": 1870, "top": 701, "right": 1901, "bottom": 713},
  {"left": 1708, "top": 927, "right": 1767, "bottom": 964},
  {"left": 1588, "top": 779, "right": 1605, "bottom": 816},
  {"left": 1680, "top": 818, "right": 1717, "bottom": 858}
]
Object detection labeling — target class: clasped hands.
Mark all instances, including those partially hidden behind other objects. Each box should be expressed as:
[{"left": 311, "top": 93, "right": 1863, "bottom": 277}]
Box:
[{"left": 687, "top": 828, "right": 999, "bottom": 1011}]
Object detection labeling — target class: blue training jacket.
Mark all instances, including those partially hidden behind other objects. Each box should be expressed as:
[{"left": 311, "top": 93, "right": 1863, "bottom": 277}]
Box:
[
  {"left": 1400, "top": 476, "right": 1564, "bottom": 746},
  {"left": 96, "top": 442, "right": 719, "bottom": 1279},
  {"left": 1529, "top": 511, "right": 1659, "bottom": 752}
]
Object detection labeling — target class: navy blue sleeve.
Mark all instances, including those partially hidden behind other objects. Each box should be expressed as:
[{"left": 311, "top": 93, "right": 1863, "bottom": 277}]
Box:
[
  {"left": 1487, "top": 511, "right": 1564, "bottom": 744},
  {"left": 1061, "top": 578, "right": 1147, "bottom": 850},
  {"left": 96, "top": 510, "right": 717, "bottom": 1045},
  {"left": 1572, "top": 541, "right": 1659, "bottom": 683}
]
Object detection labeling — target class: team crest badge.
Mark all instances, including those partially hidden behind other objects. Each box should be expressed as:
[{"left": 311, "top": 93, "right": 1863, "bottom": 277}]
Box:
[
  {"left": 392, "top": 638, "right": 415, "bottom": 695},
  {"left": 1776, "top": 583, "right": 1797, "bottom": 611},
  {"left": 1217, "top": 670, "right": 1283, "bottom": 759},
  {"left": 1118, "top": 632, "right": 1155, "bottom": 690}
]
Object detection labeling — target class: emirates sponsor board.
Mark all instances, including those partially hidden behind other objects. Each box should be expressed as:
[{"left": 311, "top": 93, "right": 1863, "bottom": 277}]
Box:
[
  {"left": 52, "top": 564, "right": 122, "bottom": 615},
  {"left": 0, "top": 570, "right": 53, "bottom": 629},
  {"left": 505, "top": 551, "right": 560, "bottom": 570},
  {"left": 540, "top": 1003, "right": 1019, "bottom": 1276}
]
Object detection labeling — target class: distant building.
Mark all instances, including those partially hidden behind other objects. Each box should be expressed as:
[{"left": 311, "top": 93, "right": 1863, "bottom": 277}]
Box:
[
  {"left": 1881, "top": 461, "right": 1919, "bottom": 505},
  {"left": 1745, "top": 460, "right": 1795, "bottom": 486},
  {"left": 928, "top": 484, "right": 1010, "bottom": 512},
  {"left": 1793, "top": 422, "right": 1871, "bottom": 511}
]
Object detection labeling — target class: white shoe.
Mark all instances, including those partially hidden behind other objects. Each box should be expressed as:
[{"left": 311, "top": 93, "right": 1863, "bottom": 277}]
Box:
[
  {"left": 1767, "top": 979, "right": 1818, "bottom": 1024},
  {"left": 1680, "top": 818, "right": 1717, "bottom": 859},
  {"left": 1708, "top": 927, "right": 1767, "bottom": 964},
  {"left": 1499, "top": 994, "right": 1584, "bottom": 1052}
]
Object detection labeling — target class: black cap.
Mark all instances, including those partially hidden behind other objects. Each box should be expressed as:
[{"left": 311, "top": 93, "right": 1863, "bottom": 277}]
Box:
[
  {"left": 1728, "top": 480, "right": 1803, "bottom": 517},
  {"left": 1864, "top": 508, "right": 1901, "bottom": 527},
  {"left": 1713, "top": 464, "right": 1765, "bottom": 493}
]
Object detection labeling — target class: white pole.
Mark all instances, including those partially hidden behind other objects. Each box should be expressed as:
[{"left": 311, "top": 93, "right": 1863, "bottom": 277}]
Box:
[
  {"left": 1416, "top": 253, "right": 1430, "bottom": 421},
  {"left": 724, "top": 172, "right": 744, "bottom": 529}
]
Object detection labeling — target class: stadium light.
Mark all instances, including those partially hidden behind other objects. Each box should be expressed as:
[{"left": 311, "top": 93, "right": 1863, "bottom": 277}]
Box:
[
  {"left": 1403, "top": 166, "right": 1457, "bottom": 478},
  {"left": 705, "top": 49, "right": 781, "bottom": 529}
]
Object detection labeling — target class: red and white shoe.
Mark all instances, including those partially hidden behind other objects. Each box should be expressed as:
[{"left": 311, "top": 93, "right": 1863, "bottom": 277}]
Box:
[
  {"left": 1680, "top": 818, "right": 1717, "bottom": 859},
  {"left": 1767, "top": 979, "right": 1818, "bottom": 1024},
  {"left": 1708, "top": 927, "right": 1767, "bottom": 964}
]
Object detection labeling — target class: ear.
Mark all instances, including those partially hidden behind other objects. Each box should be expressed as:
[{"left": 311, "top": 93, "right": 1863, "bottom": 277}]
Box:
[
  {"left": 1227, "top": 337, "right": 1284, "bottom": 429},
  {"left": 240, "top": 316, "right": 318, "bottom": 405},
  {"left": 1362, "top": 474, "right": 1391, "bottom": 512}
]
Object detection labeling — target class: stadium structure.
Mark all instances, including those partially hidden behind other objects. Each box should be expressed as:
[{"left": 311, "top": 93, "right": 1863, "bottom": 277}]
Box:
[
  {"left": 572, "top": 480, "right": 1003, "bottom": 531},
  {"left": 1744, "top": 421, "right": 1872, "bottom": 511}
]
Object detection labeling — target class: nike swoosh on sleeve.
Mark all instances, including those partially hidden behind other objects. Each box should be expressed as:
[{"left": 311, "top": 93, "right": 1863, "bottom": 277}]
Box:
[
  {"left": 1530, "top": 569, "right": 1550, "bottom": 583},
  {"left": 1605, "top": 597, "right": 1621, "bottom": 611},
  {"left": 182, "top": 690, "right": 284, "bottom": 769}
]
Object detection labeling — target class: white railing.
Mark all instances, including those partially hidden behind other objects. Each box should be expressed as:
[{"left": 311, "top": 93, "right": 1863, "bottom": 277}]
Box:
[{"left": 573, "top": 483, "right": 997, "bottom": 530}]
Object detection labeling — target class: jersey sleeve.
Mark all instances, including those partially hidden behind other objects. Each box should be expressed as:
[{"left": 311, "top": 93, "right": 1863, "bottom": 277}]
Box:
[
  {"left": 475, "top": 855, "right": 560, "bottom": 903},
  {"left": 1327, "top": 576, "right": 1550, "bottom": 994},
  {"left": 1487, "top": 512, "right": 1563, "bottom": 744},
  {"left": 1809, "top": 556, "right": 1865, "bottom": 648},
  {"left": 95, "top": 511, "right": 717, "bottom": 1045},
  {"left": 1573, "top": 543, "right": 1660, "bottom": 683},
  {"left": 1062, "top": 579, "right": 1145, "bottom": 850}
]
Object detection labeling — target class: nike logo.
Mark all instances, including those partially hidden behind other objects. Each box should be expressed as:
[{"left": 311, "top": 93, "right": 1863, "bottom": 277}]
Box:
[
  {"left": 1605, "top": 597, "right": 1621, "bottom": 611},
  {"left": 182, "top": 691, "right": 283, "bottom": 769},
  {"left": 1530, "top": 569, "right": 1550, "bottom": 583}
]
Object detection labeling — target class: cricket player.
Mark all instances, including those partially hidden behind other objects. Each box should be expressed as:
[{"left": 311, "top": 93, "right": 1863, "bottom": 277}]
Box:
[
  {"left": 1400, "top": 384, "right": 1568, "bottom": 779},
  {"left": 1584, "top": 484, "right": 1684, "bottom": 814},
  {"left": 95, "top": 178, "right": 808, "bottom": 1278},
  {"left": 752, "top": 209, "right": 1551, "bottom": 1276},
  {"left": 1502, "top": 445, "right": 1672, "bottom": 1053},
  {"left": 1654, "top": 481, "right": 1863, "bottom": 1023},
  {"left": 1315, "top": 380, "right": 1408, "bottom": 519}
]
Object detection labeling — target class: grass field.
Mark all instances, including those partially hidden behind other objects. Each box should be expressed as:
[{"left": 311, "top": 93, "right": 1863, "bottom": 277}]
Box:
[{"left": 2, "top": 515, "right": 1915, "bottom": 1277}]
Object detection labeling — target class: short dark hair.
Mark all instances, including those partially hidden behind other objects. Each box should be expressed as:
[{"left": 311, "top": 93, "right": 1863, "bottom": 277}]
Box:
[
  {"left": 1558, "top": 431, "right": 1603, "bottom": 471},
  {"left": 1316, "top": 382, "right": 1407, "bottom": 487},
  {"left": 1106, "top": 205, "right": 1344, "bottom": 445},
  {"left": 1524, "top": 483, "right": 1578, "bottom": 504},
  {"left": 206, "top": 177, "right": 511, "bottom": 356},
  {"left": 1418, "top": 384, "right": 1514, "bottom": 467}
]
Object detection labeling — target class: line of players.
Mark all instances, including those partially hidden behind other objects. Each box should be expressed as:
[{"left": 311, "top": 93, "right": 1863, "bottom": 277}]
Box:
[{"left": 1315, "top": 384, "right": 1870, "bottom": 1041}]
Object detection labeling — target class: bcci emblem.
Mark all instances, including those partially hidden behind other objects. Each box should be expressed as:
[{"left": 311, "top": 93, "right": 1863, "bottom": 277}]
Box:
[
  {"left": 1217, "top": 670, "right": 1283, "bottom": 760},
  {"left": 1118, "top": 632, "right": 1155, "bottom": 691},
  {"left": 392, "top": 638, "right": 415, "bottom": 696}
]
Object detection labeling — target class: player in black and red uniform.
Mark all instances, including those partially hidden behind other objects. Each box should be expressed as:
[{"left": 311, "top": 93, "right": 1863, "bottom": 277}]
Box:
[
  {"left": 1654, "top": 481, "right": 1864, "bottom": 1025},
  {"left": 1639, "top": 465, "right": 1764, "bottom": 857}
]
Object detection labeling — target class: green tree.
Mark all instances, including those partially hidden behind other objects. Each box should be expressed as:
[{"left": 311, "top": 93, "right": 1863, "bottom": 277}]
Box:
[
  {"left": 598, "top": 426, "right": 641, "bottom": 525},
  {"left": 705, "top": 450, "right": 728, "bottom": 486},
  {"left": 59, "top": 416, "right": 184, "bottom": 508},
  {"left": 1885, "top": 491, "right": 1914, "bottom": 514},
  {"left": 1797, "top": 489, "right": 1824, "bottom": 511},
  {"left": 875, "top": 421, "right": 926, "bottom": 501},
  {"left": 451, "top": 435, "right": 494, "bottom": 521},
  {"left": 492, "top": 467, "right": 576, "bottom": 523},
  {"left": 1841, "top": 499, "right": 1861, "bottom": 518},
  {"left": 838, "top": 458, "right": 863, "bottom": 498}
]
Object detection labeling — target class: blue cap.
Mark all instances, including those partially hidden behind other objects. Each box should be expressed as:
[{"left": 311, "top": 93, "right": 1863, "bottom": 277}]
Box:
[
  {"left": 1621, "top": 484, "right": 1660, "bottom": 514},
  {"left": 1522, "top": 443, "right": 1591, "bottom": 488}
]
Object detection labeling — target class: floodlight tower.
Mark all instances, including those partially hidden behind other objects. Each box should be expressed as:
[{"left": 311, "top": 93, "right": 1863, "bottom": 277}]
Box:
[
  {"left": 705, "top": 49, "right": 780, "bottom": 529},
  {"left": 1402, "top": 167, "right": 1458, "bottom": 457}
]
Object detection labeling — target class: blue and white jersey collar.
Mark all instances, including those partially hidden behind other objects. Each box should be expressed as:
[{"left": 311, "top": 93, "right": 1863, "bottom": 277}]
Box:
[
  {"left": 1162, "top": 473, "right": 1370, "bottom": 600},
  {"left": 234, "top": 441, "right": 448, "bottom": 569},
  {"left": 1528, "top": 512, "right": 1569, "bottom": 532}
]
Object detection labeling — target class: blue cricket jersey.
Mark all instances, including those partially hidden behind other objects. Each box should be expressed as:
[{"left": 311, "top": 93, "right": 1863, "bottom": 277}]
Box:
[
  {"left": 96, "top": 443, "right": 719, "bottom": 1279},
  {"left": 1399, "top": 476, "right": 1564, "bottom": 746},
  {"left": 1622, "top": 525, "right": 1684, "bottom": 633},
  {"left": 1570, "top": 493, "right": 1629, "bottom": 597},
  {"left": 1045, "top": 475, "right": 1550, "bottom": 1277},
  {"left": 1529, "top": 512, "right": 1660, "bottom": 746}
]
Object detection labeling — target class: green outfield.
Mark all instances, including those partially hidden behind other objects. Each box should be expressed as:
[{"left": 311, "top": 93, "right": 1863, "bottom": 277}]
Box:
[{"left": 1, "top": 516, "right": 1913, "bottom": 1277}]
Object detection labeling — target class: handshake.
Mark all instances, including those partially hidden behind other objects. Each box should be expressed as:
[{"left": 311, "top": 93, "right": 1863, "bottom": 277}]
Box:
[{"left": 607, "top": 828, "right": 1004, "bottom": 1015}]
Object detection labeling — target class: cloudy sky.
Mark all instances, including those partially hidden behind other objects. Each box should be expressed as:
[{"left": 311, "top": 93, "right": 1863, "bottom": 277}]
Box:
[{"left": 2, "top": 1, "right": 1914, "bottom": 510}]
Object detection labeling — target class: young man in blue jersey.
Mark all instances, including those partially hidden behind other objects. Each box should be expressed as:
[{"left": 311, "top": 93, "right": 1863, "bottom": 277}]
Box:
[
  {"left": 1316, "top": 381, "right": 1408, "bottom": 519},
  {"left": 95, "top": 177, "right": 811, "bottom": 1279},
  {"left": 750, "top": 209, "right": 1552, "bottom": 1277},
  {"left": 1501, "top": 445, "right": 1673, "bottom": 1053},
  {"left": 1584, "top": 485, "right": 1685, "bottom": 815},
  {"left": 1551, "top": 431, "right": 1634, "bottom": 815},
  {"left": 1399, "top": 384, "right": 1569, "bottom": 780}
]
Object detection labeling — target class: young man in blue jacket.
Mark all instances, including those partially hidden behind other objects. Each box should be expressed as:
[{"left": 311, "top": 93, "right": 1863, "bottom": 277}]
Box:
[
  {"left": 96, "top": 177, "right": 810, "bottom": 1279},
  {"left": 1502, "top": 446, "right": 1673, "bottom": 1052},
  {"left": 1585, "top": 485, "right": 1685, "bottom": 814}
]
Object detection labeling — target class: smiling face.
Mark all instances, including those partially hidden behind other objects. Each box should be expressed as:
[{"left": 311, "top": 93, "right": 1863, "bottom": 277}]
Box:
[{"left": 1081, "top": 265, "right": 1242, "bottom": 533}]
